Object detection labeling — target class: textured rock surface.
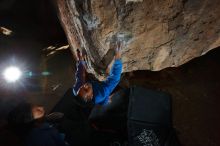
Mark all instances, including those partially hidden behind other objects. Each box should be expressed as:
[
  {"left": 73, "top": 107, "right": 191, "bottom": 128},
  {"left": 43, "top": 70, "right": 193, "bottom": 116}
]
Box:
[{"left": 56, "top": 0, "right": 220, "bottom": 75}]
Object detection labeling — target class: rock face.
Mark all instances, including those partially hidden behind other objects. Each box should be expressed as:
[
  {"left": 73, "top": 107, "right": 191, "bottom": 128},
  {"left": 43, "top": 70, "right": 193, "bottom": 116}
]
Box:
[{"left": 56, "top": 0, "right": 220, "bottom": 75}]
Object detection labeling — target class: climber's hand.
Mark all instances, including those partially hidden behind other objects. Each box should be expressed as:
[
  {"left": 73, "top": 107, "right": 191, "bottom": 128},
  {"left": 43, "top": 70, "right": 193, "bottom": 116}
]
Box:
[
  {"left": 115, "top": 41, "right": 122, "bottom": 59},
  {"left": 77, "top": 49, "right": 84, "bottom": 61}
]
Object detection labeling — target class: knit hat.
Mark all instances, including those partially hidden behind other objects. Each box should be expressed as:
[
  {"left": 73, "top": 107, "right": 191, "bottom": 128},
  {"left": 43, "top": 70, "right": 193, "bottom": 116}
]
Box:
[{"left": 8, "top": 102, "right": 34, "bottom": 126}]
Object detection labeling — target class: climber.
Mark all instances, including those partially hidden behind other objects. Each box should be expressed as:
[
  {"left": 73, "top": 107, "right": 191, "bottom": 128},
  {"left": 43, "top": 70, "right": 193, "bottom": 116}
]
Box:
[{"left": 73, "top": 42, "right": 123, "bottom": 105}]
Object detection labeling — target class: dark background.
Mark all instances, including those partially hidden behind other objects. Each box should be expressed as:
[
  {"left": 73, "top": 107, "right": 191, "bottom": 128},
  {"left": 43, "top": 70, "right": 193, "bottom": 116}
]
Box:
[{"left": 0, "top": 0, "right": 70, "bottom": 120}]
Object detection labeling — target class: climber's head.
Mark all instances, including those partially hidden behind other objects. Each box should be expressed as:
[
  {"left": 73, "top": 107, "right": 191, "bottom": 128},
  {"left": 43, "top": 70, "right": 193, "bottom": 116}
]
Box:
[{"left": 78, "top": 82, "right": 93, "bottom": 102}]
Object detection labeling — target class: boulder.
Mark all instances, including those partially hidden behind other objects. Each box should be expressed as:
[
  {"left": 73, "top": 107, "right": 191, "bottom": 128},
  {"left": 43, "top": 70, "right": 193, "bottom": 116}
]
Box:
[{"left": 56, "top": 0, "right": 220, "bottom": 76}]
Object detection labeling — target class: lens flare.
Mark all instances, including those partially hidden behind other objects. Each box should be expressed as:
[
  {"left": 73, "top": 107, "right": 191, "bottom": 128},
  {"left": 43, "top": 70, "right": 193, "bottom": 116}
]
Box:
[{"left": 3, "top": 66, "right": 22, "bottom": 82}]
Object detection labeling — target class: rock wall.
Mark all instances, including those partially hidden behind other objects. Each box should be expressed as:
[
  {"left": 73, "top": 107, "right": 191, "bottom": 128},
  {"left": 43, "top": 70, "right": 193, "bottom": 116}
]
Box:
[{"left": 56, "top": 0, "right": 220, "bottom": 76}]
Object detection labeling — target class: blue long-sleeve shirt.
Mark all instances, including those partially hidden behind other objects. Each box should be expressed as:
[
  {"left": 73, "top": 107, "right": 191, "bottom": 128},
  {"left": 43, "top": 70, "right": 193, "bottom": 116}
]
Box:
[{"left": 73, "top": 59, "right": 123, "bottom": 105}]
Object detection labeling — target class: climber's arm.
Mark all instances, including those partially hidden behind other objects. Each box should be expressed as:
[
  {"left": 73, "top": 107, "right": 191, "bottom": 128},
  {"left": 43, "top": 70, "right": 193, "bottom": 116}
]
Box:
[
  {"left": 100, "top": 43, "right": 123, "bottom": 102},
  {"left": 73, "top": 50, "right": 87, "bottom": 96}
]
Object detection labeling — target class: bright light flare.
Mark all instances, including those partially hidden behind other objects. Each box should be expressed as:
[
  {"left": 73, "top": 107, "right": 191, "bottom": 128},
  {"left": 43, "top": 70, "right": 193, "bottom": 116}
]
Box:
[{"left": 3, "top": 66, "right": 22, "bottom": 83}]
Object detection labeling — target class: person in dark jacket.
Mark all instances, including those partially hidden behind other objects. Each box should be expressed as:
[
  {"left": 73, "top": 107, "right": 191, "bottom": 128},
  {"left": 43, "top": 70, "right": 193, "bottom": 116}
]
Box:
[
  {"left": 73, "top": 42, "right": 123, "bottom": 105},
  {"left": 7, "top": 102, "right": 67, "bottom": 146}
]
